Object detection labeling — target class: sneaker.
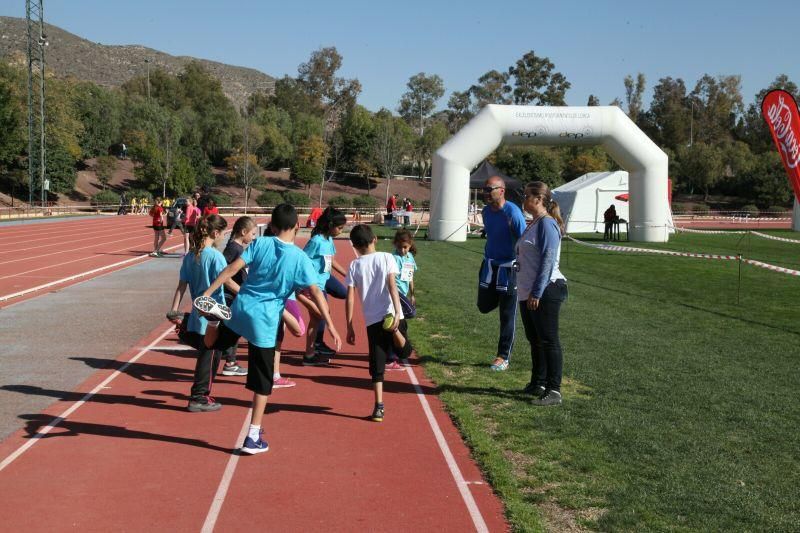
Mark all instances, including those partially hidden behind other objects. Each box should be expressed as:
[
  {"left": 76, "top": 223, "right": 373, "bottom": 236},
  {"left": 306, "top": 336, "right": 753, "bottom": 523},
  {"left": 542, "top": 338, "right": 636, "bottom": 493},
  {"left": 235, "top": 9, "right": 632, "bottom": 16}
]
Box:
[
  {"left": 314, "top": 342, "right": 337, "bottom": 356},
  {"left": 221, "top": 363, "right": 247, "bottom": 376},
  {"left": 490, "top": 358, "right": 509, "bottom": 371},
  {"left": 240, "top": 429, "right": 269, "bottom": 455},
  {"left": 532, "top": 390, "right": 562, "bottom": 406},
  {"left": 156, "top": 251, "right": 166, "bottom": 257},
  {"left": 149, "top": 251, "right": 159, "bottom": 257},
  {"left": 522, "top": 383, "right": 546, "bottom": 397},
  {"left": 386, "top": 361, "right": 403, "bottom": 371},
  {"left": 273, "top": 377, "right": 296, "bottom": 388},
  {"left": 193, "top": 296, "right": 232, "bottom": 321},
  {"left": 371, "top": 405, "right": 384, "bottom": 422},
  {"left": 187, "top": 396, "right": 222, "bottom": 412},
  {"left": 400, "top": 358, "right": 411, "bottom": 367},
  {"left": 302, "top": 354, "right": 329, "bottom": 366}
]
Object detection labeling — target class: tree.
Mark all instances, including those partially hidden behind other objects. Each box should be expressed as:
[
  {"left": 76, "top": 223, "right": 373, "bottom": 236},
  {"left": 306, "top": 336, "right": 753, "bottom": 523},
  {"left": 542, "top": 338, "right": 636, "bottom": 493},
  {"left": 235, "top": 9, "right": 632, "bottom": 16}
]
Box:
[
  {"left": 748, "top": 151, "right": 794, "bottom": 207},
  {"left": 340, "top": 105, "right": 375, "bottom": 172},
  {"left": 225, "top": 152, "right": 262, "bottom": 208},
  {"left": 469, "top": 70, "right": 511, "bottom": 110},
  {"left": 297, "top": 46, "right": 361, "bottom": 127},
  {"left": 624, "top": 73, "right": 646, "bottom": 122},
  {"left": 689, "top": 74, "right": 744, "bottom": 146},
  {"left": 495, "top": 146, "right": 564, "bottom": 188},
  {"left": 644, "top": 77, "right": 689, "bottom": 150},
  {"left": 677, "top": 142, "right": 724, "bottom": 200},
  {"left": 740, "top": 75, "right": 800, "bottom": 154},
  {"left": 446, "top": 90, "right": 473, "bottom": 133},
  {"left": 270, "top": 76, "right": 321, "bottom": 119},
  {"left": 587, "top": 94, "right": 600, "bottom": 106},
  {"left": 178, "top": 61, "right": 239, "bottom": 164},
  {"left": 372, "top": 110, "right": 414, "bottom": 202},
  {"left": 0, "top": 63, "right": 25, "bottom": 173},
  {"left": 414, "top": 121, "right": 449, "bottom": 177},
  {"left": 293, "top": 135, "right": 328, "bottom": 194},
  {"left": 254, "top": 105, "right": 294, "bottom": 169},
  {"left": 95, "top": 155, "right": 117, "bottom": 190},
  {"left": 507, "top": 51, "right": 571, "bottom": 105},
  {"left": 398, "top": 73, "right": 445, "bottom": 135},
  {"left": 74, "top": 83, "right": 122, "bottom": 158},
  {"left": 564, "top": 148, "right": 610, "bottom": 181}
]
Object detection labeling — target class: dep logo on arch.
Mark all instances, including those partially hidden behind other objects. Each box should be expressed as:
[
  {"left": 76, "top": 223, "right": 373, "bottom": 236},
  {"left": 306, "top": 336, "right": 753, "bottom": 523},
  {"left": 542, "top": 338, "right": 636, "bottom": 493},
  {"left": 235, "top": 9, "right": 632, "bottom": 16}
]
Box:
[{"left": 560, "top": 127, "right": 594, "bottom": 140}]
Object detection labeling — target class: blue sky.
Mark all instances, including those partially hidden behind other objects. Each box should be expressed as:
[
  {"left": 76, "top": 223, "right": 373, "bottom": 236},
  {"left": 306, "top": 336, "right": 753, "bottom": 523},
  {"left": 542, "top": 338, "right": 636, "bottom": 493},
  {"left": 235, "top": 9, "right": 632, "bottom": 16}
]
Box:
[{"left": 2, "top": 0, "right": 798, "bottom": 112}]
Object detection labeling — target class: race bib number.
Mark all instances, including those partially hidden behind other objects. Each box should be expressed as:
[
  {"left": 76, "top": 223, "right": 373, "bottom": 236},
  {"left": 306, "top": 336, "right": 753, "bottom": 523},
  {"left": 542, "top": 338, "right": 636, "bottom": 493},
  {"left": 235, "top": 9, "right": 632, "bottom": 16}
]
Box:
[
  {"left": 323, "top": 255, "right": 332, "bottom": 274},
  {"left": 400, "top": 262, "right": 414, "bottom": 282}
]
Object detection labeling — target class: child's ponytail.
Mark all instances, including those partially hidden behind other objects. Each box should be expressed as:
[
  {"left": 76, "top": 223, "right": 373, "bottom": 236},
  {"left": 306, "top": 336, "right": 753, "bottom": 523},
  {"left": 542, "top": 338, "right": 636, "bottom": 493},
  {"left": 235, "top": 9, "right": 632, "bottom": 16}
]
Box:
[{"left": 191, "top": 214, "right": 228, "bottom": 261}]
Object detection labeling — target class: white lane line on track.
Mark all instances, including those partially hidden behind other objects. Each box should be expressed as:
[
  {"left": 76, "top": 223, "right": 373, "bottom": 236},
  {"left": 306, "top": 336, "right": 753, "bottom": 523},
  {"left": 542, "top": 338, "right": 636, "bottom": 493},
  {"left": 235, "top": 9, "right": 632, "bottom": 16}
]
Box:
[
  {"left": 0, "top": 326, "right": 175, "bottom": 474},
  {"left": 0, "top": 217, "right": 149, "bottom": 240},
  {"left": 0, "top": 244, "right": 183, "bottom": 303},
  {"left": 201, "top": 410, "right": 253, "bottom": 533},
  {"left": 11, "top": 226, "right": 158, "bottom": 252},
  {"left": 0, "top": 232, "right": 180, "bottom": 268},
  {"left": 405, "top": 365, "right": 490, "bottom": 533}
]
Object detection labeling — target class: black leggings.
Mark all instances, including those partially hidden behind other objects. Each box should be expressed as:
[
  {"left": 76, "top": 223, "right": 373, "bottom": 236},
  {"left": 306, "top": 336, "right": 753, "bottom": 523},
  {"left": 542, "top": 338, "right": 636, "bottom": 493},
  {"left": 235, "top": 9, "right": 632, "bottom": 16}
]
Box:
[{"left": 518, "top": 280, "right": 567, "bottom": 391}]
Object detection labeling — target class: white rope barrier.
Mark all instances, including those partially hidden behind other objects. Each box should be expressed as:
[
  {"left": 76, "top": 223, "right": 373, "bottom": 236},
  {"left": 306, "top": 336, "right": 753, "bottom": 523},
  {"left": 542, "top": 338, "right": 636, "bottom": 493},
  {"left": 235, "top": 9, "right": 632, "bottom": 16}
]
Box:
[{"left": 565, "top": 235, "right": 800, "bottom": 277}]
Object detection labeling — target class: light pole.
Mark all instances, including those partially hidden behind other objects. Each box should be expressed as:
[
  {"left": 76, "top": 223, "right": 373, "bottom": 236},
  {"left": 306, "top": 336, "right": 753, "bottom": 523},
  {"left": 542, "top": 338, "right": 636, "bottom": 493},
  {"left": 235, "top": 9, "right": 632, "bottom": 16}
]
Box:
[
  {"left": 688, "top": 100, "right": 697, "bottom": 147},
  {"left": 144, "top": 59, "right": 151, "bottom": 103}
]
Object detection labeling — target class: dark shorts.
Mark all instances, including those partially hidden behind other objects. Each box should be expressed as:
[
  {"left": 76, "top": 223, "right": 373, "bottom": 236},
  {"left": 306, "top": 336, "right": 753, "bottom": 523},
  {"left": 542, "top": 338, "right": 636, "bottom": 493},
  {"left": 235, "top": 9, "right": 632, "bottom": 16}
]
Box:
[
  {"left": 152, "top": 225, "right": 164, "bottom": 232},
  {"left": 211, "top": 323, "right": 274, "bottom": 395},
  {"left": 246, "top": 344, "right": 275, "bottom": 395},
  {"left": 185, "top": 224, "right": 195, "bottom": 235},
  {"left": 366, "top": 321, "right": 393, "bottom": 383}
]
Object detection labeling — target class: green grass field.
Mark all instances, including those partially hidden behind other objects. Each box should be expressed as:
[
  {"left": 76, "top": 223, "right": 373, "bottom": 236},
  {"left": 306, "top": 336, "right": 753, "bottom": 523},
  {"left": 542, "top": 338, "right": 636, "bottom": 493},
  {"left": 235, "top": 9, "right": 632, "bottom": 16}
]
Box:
[{"left": 375, "top": 227, "right": 800, "bottom": 532}]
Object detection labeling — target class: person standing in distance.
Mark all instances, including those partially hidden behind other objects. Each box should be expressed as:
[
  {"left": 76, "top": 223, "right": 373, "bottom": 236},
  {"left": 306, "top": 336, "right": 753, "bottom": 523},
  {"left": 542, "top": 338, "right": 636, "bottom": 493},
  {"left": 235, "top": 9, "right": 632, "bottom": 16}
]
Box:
[{"left": 477, "top": 176, "right": 527, "bottom": 371}]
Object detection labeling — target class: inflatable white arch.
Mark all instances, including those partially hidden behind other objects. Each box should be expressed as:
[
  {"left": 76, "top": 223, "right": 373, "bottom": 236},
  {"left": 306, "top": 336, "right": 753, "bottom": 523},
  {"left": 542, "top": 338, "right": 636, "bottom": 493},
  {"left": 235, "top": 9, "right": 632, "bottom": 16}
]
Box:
[{"left": 430, "top": 105, "right": 671, "bottom": 242}]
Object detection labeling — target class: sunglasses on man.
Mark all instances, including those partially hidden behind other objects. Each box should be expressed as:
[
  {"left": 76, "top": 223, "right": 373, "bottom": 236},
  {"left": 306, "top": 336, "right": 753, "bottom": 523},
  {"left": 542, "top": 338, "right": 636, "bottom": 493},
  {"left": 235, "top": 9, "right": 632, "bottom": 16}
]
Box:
[{"left": 482, "top": 186, "right": 504, "bottom": 193}]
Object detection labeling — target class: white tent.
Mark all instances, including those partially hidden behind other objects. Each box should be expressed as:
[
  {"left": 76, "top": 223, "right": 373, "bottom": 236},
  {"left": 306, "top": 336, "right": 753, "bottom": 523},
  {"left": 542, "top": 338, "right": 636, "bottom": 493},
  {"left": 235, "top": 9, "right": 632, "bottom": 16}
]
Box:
[
  {"left": 553, "top": 171, "right": 673, "bottom": 234},
  {"left": 553, "top": 171, "right": 630, "bottom": 234}
]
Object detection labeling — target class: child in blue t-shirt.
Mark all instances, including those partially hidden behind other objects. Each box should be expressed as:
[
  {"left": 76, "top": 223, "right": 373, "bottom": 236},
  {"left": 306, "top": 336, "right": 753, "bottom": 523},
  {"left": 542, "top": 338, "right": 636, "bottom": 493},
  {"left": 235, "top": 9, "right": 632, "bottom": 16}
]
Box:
[
  {"left": 301, "top": 207, "right": 348, "bottom": 366},
  {"left": 387, "top": 229, "right": 418, "bottom": 370},
  {"left": 198, "top": 204, "right": 341, "bottom": 455},
  {"left": 167, "top": 215, "right": 237, "bottom": 412}
]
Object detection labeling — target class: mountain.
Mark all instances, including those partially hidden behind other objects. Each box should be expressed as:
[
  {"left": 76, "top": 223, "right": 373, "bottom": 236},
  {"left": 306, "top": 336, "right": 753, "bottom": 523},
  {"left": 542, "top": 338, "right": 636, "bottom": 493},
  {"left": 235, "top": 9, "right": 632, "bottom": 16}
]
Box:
[{"left": 0, "top": 16, "right": 274, "bottom": 109}]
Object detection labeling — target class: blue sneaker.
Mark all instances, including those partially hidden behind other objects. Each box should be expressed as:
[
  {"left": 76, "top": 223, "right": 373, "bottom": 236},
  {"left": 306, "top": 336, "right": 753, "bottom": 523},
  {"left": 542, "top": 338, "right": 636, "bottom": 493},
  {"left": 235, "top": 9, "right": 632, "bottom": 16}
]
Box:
[{"left": 240, "top": 429, "right": 269, "bottom": 455}]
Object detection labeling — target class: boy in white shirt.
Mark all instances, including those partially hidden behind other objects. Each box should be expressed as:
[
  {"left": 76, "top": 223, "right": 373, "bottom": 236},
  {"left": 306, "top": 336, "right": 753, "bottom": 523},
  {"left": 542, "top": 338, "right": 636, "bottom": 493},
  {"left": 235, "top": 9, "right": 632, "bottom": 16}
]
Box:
[{"left": 345, "top": 224, "right": 413, "bottom": 422}]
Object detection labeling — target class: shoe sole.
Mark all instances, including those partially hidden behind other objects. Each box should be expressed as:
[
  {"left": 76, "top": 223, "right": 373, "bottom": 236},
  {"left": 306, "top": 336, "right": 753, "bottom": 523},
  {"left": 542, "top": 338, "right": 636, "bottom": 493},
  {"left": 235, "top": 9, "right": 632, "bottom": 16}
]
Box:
[
  {"left": 187, "top": 404, "right": 222, "bottom": 412},
  {"left": 371, "top": 417, "right": 383, "bottom": 422},
  {"left": 193, "top": 296, "right": 232, "bottom": 320},
  {"left": 221, "top": 370, "right": 247, "bottom": 376},
  {"left": 240, "top": 444, "right": 269, "bottom": 455},
  {"left": 273, "top": 383, "right": 296, "bottom": 388}
]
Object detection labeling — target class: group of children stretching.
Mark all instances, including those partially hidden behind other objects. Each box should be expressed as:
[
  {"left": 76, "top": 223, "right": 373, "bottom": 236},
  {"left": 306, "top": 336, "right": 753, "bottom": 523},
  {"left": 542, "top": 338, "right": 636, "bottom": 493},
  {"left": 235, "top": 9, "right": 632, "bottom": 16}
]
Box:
[{"left": 167, "top": 204, "right": 418, "bottom": 455}]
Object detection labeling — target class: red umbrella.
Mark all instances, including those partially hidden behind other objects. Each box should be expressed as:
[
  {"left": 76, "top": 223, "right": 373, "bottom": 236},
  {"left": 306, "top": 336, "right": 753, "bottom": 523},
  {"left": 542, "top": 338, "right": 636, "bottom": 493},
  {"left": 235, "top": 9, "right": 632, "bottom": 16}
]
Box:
[{"left": 615, "top": 193, "right": 629, "bottom": 202}]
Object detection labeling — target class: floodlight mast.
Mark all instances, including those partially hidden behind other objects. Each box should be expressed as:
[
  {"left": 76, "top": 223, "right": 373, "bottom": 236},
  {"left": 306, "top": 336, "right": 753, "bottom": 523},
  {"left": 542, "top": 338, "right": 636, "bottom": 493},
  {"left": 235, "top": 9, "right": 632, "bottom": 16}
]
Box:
[{"left": 26, "top": 0, "right": 47, "bottom": 208}]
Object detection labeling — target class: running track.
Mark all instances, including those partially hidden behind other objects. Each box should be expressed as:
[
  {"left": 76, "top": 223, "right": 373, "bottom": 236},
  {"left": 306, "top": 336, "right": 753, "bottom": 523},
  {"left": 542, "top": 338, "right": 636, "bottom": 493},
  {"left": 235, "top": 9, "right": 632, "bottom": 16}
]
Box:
[
  {"left": 0, "top": 216, "right": 508, "bottom": 532},
  {"left": 0, "top": 215, "right": 192, "bottom": 307}
]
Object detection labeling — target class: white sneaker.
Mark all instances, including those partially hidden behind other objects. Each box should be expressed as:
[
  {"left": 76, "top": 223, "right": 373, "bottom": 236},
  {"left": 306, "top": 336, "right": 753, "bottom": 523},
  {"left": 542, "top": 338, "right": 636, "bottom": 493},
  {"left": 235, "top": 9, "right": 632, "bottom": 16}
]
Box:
[{"left": 193, "top": 296, "right": 232, "bottom": 320}]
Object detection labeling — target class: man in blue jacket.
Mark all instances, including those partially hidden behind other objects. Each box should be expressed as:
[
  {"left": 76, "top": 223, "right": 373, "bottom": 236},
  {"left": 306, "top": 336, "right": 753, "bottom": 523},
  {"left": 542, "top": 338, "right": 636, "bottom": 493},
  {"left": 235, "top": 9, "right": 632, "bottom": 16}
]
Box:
[{"left": 478, "top": 176, "right": 527, "bottom": 371}]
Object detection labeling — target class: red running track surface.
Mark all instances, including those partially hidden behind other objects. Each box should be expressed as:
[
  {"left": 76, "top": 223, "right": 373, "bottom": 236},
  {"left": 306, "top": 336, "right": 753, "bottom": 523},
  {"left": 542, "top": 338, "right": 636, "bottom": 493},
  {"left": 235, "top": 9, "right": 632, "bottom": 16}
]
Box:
[
  {"left": 0, "top": 233, "right": 508, "bottom": 532},
  {"left": 0, "top": 215, "right": 265, "bottom": 308}
]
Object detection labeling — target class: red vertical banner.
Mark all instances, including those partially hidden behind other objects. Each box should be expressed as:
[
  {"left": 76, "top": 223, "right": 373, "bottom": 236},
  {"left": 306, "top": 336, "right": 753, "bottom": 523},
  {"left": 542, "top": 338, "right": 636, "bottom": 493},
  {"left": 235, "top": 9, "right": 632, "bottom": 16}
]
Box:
[{"left": 761, "top": 90, "right": 800, "bottom": 203}]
